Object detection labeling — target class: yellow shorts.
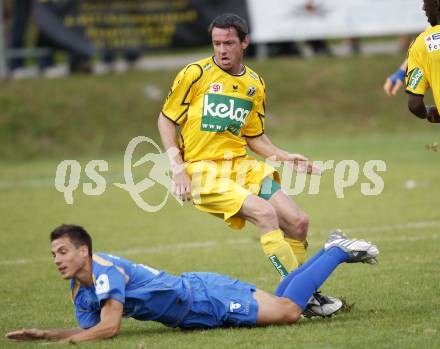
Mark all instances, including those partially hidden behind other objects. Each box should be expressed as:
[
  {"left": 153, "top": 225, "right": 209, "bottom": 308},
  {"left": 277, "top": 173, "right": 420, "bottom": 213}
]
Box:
[{"left": 186, "top": 155, "right": 280, "bottom": 230}]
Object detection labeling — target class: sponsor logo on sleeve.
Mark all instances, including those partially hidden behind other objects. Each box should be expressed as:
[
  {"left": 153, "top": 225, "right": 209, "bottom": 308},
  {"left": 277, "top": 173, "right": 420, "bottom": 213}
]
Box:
[
  {"left": 210, "top": 83, "right": 223, "bottom": 93},
  {"left": 201, "top": 94, "right": 253, "bottom": 135},
  {"left": 95, "top": 274, "right": 110, "bottom": 294},
  {"left": 425, "top": 32, "right": 440, "bottom": 52},
  {"left": 407, "top": 68, "right": 424, "bottom": 90}
]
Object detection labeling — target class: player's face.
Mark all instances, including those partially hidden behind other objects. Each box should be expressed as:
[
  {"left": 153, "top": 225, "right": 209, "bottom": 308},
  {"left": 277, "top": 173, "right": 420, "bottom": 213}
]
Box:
[
  {"left": 423, "top": 0, "right": 439, "bottom": 26},
  {"left": 51, "top": 236, "right": 88, "bottom": 280},
  {"left": 212, "top": 26, "right": 249, "bottom": 74}
]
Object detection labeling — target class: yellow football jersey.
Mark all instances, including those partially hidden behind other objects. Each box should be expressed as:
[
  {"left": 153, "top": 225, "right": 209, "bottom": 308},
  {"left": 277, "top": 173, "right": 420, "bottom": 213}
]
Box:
[
  {"left": 162, "top": 56, "right": 266, "bottom": 162},
  {"left": 406, "top": 25, "right": 440, "bottom": 108}
]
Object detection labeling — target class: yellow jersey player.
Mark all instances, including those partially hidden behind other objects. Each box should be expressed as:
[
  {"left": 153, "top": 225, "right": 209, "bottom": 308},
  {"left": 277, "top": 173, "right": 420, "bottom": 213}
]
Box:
[
  {"left": 158, "top": 13, "right": 341, "bottom": 316},
  {"left": 406, "top": 0, "right": 440, "bottom": 122}
]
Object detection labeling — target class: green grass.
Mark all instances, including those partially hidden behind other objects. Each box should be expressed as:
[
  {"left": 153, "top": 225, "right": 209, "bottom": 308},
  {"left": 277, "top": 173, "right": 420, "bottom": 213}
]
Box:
[
  {"left": 0, "top": 54, "right": 432, "bottom": 160},
  {"left": 1, "top": 130, "right": 439, "bottom": 348},
  {"left": 1, "top": 54, "right": 439, "bottom": 348}
]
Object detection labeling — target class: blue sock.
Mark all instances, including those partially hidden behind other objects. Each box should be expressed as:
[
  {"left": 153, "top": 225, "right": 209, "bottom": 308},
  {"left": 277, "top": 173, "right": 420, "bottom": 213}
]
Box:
[
  {"left": 275, "top": 249, "right": 325, "bottom": 296},
  {"left": 280, "top": 247, "right": 349, "bottom": 309}
]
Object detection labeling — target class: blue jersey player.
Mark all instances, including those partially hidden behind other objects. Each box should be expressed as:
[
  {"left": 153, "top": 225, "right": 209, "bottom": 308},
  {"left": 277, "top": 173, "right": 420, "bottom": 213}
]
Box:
[{"left": 6, "top": 224, "right": 379, "bottom": 344}]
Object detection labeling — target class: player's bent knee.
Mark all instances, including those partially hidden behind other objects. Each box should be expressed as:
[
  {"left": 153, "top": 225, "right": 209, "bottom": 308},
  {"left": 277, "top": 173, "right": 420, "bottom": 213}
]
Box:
[
  {"left": 286, "top": 213, "right": 309, "bottom": 240},
  {"left": 285, "top": 303, "right": 302, "bottom": 324},
  {"left": 298, "top": 213, "right": 309, "bottom": 236},
  {"left": 278, "top": 299, "right": 302, "bottom": 324}
]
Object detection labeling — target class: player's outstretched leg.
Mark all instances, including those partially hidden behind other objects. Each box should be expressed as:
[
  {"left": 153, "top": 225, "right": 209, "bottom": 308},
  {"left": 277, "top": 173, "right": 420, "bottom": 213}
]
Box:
[{"left": 275, "top": 230, "right": 379, "bottom": 318}]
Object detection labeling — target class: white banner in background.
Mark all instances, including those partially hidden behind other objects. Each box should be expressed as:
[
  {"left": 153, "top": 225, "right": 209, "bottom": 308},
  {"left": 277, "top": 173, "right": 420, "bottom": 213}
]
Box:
[{"left": 247, "top": 0, "right": 428, "bottom": 42}]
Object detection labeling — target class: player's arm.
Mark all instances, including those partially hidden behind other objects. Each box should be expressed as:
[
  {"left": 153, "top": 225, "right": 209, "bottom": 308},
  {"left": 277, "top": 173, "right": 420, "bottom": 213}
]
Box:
[
  {"left": 6, "top": 327, "right": 83, "bottom": 341},
  {"left": 383, "top": 59, "right": 408, "bottom": 96},
  {"left": 157, "top": 64, "right": 201, "bottom": 202},
  {"left": 60, "top": 298, "right": 123, "bottom": 344},
  {"left": 245, "top": 134, "right": 320, "bottom": 175},
  {"left": 157, "top": 112, "right": 192, "bottom": 201},
  {"left": 407, "top": 94, "right": 440, "bottom": 122},
  {"left": 405, "top": 39, "right": 440, "bottom": 122}
]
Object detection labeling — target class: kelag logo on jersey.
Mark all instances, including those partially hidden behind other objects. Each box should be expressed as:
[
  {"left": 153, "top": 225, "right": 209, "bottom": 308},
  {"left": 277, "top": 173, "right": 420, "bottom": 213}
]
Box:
[
  {"left": 425, "top": 32, "right": 440, "bottom": 52},
  {"left": 201, "top": 93, "right": 253, "bottom": 135},
  {"left": 407, "top": 68, "right": 424, "bottom": 90}
]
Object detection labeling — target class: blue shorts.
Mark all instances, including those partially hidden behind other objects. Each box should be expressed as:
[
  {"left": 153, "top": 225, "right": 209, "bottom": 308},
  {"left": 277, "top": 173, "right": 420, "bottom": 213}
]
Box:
[{"left": 179, "top": 272, "right": 259, "bottom": 329}]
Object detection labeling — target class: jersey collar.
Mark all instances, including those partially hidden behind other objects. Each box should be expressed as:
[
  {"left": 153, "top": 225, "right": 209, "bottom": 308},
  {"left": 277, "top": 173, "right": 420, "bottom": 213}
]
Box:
[{"left": 212, "top": 56, "right": 246, "bottom": 77}]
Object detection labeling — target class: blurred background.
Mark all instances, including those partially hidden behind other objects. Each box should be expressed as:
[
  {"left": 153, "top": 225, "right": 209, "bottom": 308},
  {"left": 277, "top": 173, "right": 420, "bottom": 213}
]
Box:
[
  {"left": 1, "top": 3, "right": 439, "bottom": 347},
  {"left": 0, "top": 0, "right": 429, "bottom": 160},
  {"left": 0, "top": 0, "right": 424, "bottom": 80}
]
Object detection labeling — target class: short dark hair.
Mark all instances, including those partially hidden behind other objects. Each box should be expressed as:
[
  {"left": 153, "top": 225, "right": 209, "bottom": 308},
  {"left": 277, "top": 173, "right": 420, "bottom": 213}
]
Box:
[
  {"left": 50, "top": 224, "right": 93, "bottom": 257},
  {"left": 208, "top": 13, "right": 249, "bottom": 42}
]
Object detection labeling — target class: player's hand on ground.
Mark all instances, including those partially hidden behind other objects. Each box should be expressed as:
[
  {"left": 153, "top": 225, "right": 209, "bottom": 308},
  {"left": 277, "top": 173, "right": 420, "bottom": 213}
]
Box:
[
  {"left": 171, "top": 165, "right": 192, "bottom": 202},
  {"left": 383, "top": 68, "right": 405, "bottom": 96},
  {"left": 285, "top": 154, "right": 321, "bottom": 175},
  {"left": 6, "top": 328, "right": 46, "bottom": 341}
]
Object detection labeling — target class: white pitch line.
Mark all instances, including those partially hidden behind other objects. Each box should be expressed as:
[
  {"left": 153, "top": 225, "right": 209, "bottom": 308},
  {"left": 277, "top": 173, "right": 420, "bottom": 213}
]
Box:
[
  {"left": 0, "top": 174, "right": 123, "bottom": 190},
  {"left": 0, "top": 258, "right": 38, "bottom": 265},
  {"left": 0, "top": 221, "right": 439, "bottom": 267},
  {"left": 344, "top": 220, "right": 440, "bottom": 234},
  {"left": 0, "top": 178, "right": 53, "bottom": 189},
  {"left": 113, "top": 240, "right": 218, "bottom": 256}
]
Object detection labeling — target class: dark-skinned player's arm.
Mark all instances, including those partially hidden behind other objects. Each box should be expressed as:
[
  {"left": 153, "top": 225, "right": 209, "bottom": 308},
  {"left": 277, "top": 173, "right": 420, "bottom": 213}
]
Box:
[{"left": 407, "top": 93, "right": 440, "bottom": 122}]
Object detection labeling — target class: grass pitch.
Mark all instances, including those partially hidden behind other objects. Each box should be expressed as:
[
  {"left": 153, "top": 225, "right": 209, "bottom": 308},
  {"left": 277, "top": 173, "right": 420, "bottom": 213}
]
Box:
[{"left": 0, "top": 54, "right": 439, "bottom": 348}]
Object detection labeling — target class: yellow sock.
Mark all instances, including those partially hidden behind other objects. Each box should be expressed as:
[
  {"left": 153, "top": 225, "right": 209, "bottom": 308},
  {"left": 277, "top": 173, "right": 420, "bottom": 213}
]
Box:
[
  {"left": 285, "top": 237, "right": 308, "bottom": 266},
  {"left": 260, "top": 229, "right": 299, "bottom": 278}
]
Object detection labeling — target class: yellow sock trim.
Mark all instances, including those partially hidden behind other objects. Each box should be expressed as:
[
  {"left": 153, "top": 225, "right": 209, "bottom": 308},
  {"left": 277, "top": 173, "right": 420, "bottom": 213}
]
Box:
[
  {"left": 260, "top": 230, "right": 299, "bottom": 277},
  {"left": 285, "top": 237, "right": 308, "bottom": 266}
]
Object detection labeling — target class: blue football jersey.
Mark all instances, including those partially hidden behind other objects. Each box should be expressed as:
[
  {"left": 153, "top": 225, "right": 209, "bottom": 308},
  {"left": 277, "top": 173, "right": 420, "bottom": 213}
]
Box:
[{"left": 70, "top": 253, "right": 191, "bottom": 329}]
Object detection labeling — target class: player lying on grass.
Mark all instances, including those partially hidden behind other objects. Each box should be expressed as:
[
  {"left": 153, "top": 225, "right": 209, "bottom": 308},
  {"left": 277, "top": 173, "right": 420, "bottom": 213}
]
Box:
[{"left": 6, "top": 224, "right": 379, "bottom": 344}]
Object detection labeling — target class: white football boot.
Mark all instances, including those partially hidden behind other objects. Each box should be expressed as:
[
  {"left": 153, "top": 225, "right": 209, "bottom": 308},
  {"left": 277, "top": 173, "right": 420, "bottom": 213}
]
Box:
[
  {"left": 325, "top": 229, "right": 379, "bottom": 264},
  {"left": 303, "top": 291, "right": 343, "bottom": 318}
]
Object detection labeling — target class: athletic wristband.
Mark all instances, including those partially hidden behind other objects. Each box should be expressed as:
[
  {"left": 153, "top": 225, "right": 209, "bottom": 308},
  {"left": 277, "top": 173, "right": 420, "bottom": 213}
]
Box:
[{"left": 388, "top": 68, "right": 406, "bottom": 84}]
